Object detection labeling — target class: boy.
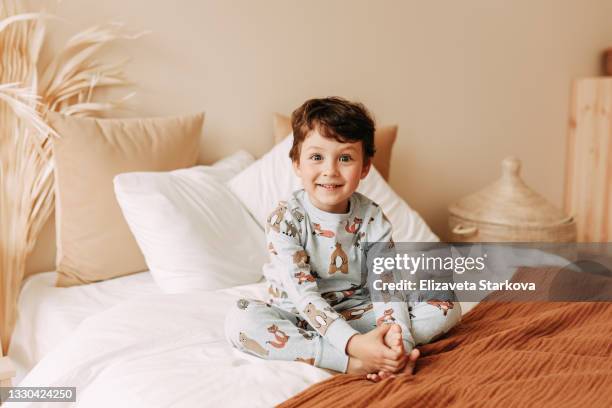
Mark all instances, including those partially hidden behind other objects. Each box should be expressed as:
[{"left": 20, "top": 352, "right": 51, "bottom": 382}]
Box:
[{"left": 225, "top": 97, "right": 461, "bottom": 380}]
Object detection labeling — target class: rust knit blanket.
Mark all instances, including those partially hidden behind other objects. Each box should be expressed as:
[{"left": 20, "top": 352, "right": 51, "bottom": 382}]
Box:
[{"left": 279, "top": 267, "right": 612, "bottom": 407}]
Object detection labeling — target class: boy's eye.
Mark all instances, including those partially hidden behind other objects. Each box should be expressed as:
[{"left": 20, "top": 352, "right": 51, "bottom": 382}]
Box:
[
  {"left": 339, "top": 155, "right": 352, "bottom": 163},
  {"left": 310, "top": 154, "right": 322, "bottom": 161}
]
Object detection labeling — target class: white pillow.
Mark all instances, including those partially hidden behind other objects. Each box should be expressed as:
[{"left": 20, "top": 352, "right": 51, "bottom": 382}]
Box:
[
  {"left": 227, "top": 135, "right": 438, "bottom": 243},
  {"left": 114, "top": 151, "right": 268, "bottom": 293}
]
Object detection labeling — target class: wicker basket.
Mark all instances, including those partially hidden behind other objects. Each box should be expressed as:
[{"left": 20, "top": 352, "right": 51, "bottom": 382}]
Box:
[{"left": 448, "top": 157, "right": 577, "bottom": 243}]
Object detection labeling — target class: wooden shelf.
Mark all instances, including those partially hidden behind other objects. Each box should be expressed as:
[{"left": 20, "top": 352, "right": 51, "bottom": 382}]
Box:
[{"left": 565, "top": 78, "right": 612, "bottom": 242}]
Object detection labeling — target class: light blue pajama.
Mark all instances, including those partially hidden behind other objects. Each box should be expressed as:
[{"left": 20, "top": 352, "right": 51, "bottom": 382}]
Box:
[{"left": 225, "top": 190, "right": 461, "bottom": 372}]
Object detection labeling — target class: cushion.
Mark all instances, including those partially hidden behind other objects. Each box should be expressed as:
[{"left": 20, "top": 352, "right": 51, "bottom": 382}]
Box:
[
  {"left": 227, "top": 134, "right": 438, "bottom": 243},
  {"left": 114, "top": 151, "right": 268, "bottom": 293},
  {"left": 272, "top": 113, "right": 397, "bottom": 180},
  {"left": 50, "top": 112, "right": 204, "bottom": 287}
]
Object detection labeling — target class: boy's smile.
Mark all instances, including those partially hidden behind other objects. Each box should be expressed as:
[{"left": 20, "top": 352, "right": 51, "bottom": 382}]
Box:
[{"left": 293, "top": 129, "right": 370, "bottom": 214}]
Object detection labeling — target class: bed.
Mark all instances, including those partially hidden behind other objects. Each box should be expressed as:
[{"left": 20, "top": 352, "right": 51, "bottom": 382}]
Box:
[
  {"left": 5, "top": 114, "right": 609, "bottom": 407},
  {"left": 7, "top": 265, "right": 611, "bottom": 408}
]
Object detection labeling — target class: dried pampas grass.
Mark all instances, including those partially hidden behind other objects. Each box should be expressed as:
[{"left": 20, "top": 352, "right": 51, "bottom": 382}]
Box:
[{"left": 0, "top": 0, "right": 144, "bottom": 354}]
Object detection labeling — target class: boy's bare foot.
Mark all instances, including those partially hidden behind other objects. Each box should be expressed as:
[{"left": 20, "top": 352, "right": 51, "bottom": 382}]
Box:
[
  {"left": 350, "top": 358, "right": 396, "bottom": 382},
  {"left": 348, "top": 356, "right": 400, "bottom": 382},
  {"left": 366, "top": 371, "right": 396, "bottom": 382},
  {"left": 346, "top": 357, "right": 368, "bottom": 375},
  {"left": 346, "top": 326, "right": 415, "bottom": 382},
  {"left": 383, "top": 324, "right": 405, "bottom": 356},
  {"left": 383, "top": 324, "right": 406, "bottom": 373},
  {"left": 363, "top": 324, "right": 407, "bottom": 382},
  {"left": 403, "top": 348, "right": 420, "bottom": 375},
  {"left": 372, "top": 348, "right": 421, "bottom": 380}
]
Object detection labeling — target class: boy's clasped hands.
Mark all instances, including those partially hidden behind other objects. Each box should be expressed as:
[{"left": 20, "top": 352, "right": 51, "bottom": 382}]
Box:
[{"left": 346, "top": 323, "right": 420, "bottom": 381}]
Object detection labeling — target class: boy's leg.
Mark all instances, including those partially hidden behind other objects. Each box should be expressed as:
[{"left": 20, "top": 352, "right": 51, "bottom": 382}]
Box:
[
  {"left": 340, "top": 298, "right": 462, "bottom": 346},
  {"left": 409, "top": 300, "right": 462, "bottom": 345},
  {"left": 336, "top": 299, "right": 377, "bottom": 333},
  {"left": 224, "top": 298, "right": 349, "bottom": 372}
]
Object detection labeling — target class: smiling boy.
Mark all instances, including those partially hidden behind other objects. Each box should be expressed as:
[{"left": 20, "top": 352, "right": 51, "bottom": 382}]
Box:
[{"left": 225, "top": 97, "right": 460, "bottom": 380}]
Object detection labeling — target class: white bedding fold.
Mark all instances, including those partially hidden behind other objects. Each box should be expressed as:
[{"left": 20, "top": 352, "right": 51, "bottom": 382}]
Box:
[
  {"left": 8, "top": 272, "right": 161, "bottom": 384},
  {"left": 7, "top": 283, "right": 331, "bottom": 408}
]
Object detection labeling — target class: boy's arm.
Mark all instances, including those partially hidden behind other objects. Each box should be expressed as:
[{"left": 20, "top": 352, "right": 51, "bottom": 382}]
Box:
[
  {"left": 266, "top": 204, "right": 358, "bottom": 353},
  {"left": 365, "top": 206, "right": 416, "bottom": 352}
]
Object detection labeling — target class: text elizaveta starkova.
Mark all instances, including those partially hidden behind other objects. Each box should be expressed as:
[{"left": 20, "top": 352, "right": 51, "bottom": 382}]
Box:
[{"left": 372, "top": 279, "right": 536, "bottom": 292}]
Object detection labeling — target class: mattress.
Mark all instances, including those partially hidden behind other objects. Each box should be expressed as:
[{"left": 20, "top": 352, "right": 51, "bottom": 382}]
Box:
[{"left": 8, "top": 271, "right": 161, "bottom": 384}]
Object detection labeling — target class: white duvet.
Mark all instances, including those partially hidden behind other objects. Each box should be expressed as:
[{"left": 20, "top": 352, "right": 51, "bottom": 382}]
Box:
[{"left": 9, "top": 283, "right": 330, "bottom": 408}]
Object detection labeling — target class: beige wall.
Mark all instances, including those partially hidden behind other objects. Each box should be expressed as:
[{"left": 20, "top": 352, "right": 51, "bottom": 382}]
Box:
[{"left": 27, "top": 0, "right": 612, "bottom": 274}]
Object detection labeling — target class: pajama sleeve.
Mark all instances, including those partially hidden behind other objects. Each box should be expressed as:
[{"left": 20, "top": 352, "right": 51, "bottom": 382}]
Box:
[
  {"left": 365, "top": 206, "right": 416, "bottom": 352},
  {"left": 266, "top": 204, "right": 359, "bottom": 353}
]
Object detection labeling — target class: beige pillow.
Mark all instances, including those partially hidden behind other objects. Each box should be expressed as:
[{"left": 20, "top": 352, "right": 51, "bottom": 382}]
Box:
[
  {"left": 272, "top": 113, "right": 397, "bottom": 181},
  {"left": 49, "top": 112, "right": 204, "bottom": 287}
]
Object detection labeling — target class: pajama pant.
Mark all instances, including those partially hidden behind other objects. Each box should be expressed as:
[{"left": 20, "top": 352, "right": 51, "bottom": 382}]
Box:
[{"left": 224, "top": 297, "right": 461, "bottom": 373}]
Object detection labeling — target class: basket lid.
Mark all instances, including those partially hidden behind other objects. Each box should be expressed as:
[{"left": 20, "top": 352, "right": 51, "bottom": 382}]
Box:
[{"left": 448, "top": 157, "right": 572, "bottom": 228}]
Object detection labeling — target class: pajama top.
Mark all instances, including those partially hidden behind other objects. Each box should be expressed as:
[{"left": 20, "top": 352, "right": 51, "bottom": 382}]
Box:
[{"left": 263, "top": 189, "right": 415, "bottom": 354}]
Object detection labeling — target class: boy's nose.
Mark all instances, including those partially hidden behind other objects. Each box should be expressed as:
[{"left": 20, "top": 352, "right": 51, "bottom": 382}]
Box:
[{"left": 323, "top": 161, "right": 339, "bottom": 176}]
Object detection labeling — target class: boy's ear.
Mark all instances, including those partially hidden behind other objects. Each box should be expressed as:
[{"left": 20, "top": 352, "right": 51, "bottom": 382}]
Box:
[
  {"left": 292, "top": 160, "right": 302, "bottom": 177},
  {"left": 360, "top": 159, "right": 371, "bottom": 179}
]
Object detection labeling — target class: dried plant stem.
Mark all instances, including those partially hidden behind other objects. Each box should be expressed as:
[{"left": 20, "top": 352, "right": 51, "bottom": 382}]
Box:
[{"left": 0, "top": 0, "right": 141, "bottom": 354}]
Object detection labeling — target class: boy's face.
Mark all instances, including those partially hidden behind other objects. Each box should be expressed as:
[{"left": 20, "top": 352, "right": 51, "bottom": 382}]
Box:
[{"left": 293, "top": 129, "right": 370, "bottom": 213}]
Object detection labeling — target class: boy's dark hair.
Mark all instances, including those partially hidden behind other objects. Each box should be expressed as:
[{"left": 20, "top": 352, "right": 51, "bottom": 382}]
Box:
[{"left": 289, "top": 97, "right": 376, "bottom": 163}]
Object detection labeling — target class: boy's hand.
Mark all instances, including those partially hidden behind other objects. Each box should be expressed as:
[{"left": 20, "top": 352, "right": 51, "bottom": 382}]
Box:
[{"left": 346, "top": 325, "right": 407, "bottom": 373}]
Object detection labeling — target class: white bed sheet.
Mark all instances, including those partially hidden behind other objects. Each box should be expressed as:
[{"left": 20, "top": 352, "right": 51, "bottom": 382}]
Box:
[
  {"left": 8, "top": 271, "right": 161, "bottom": 384},
  {"left": 8, "top": 281, "right": 332, "bottom": 408},
  {"left": 8, "top": 272, "right": 480, "bottom": 408}
]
